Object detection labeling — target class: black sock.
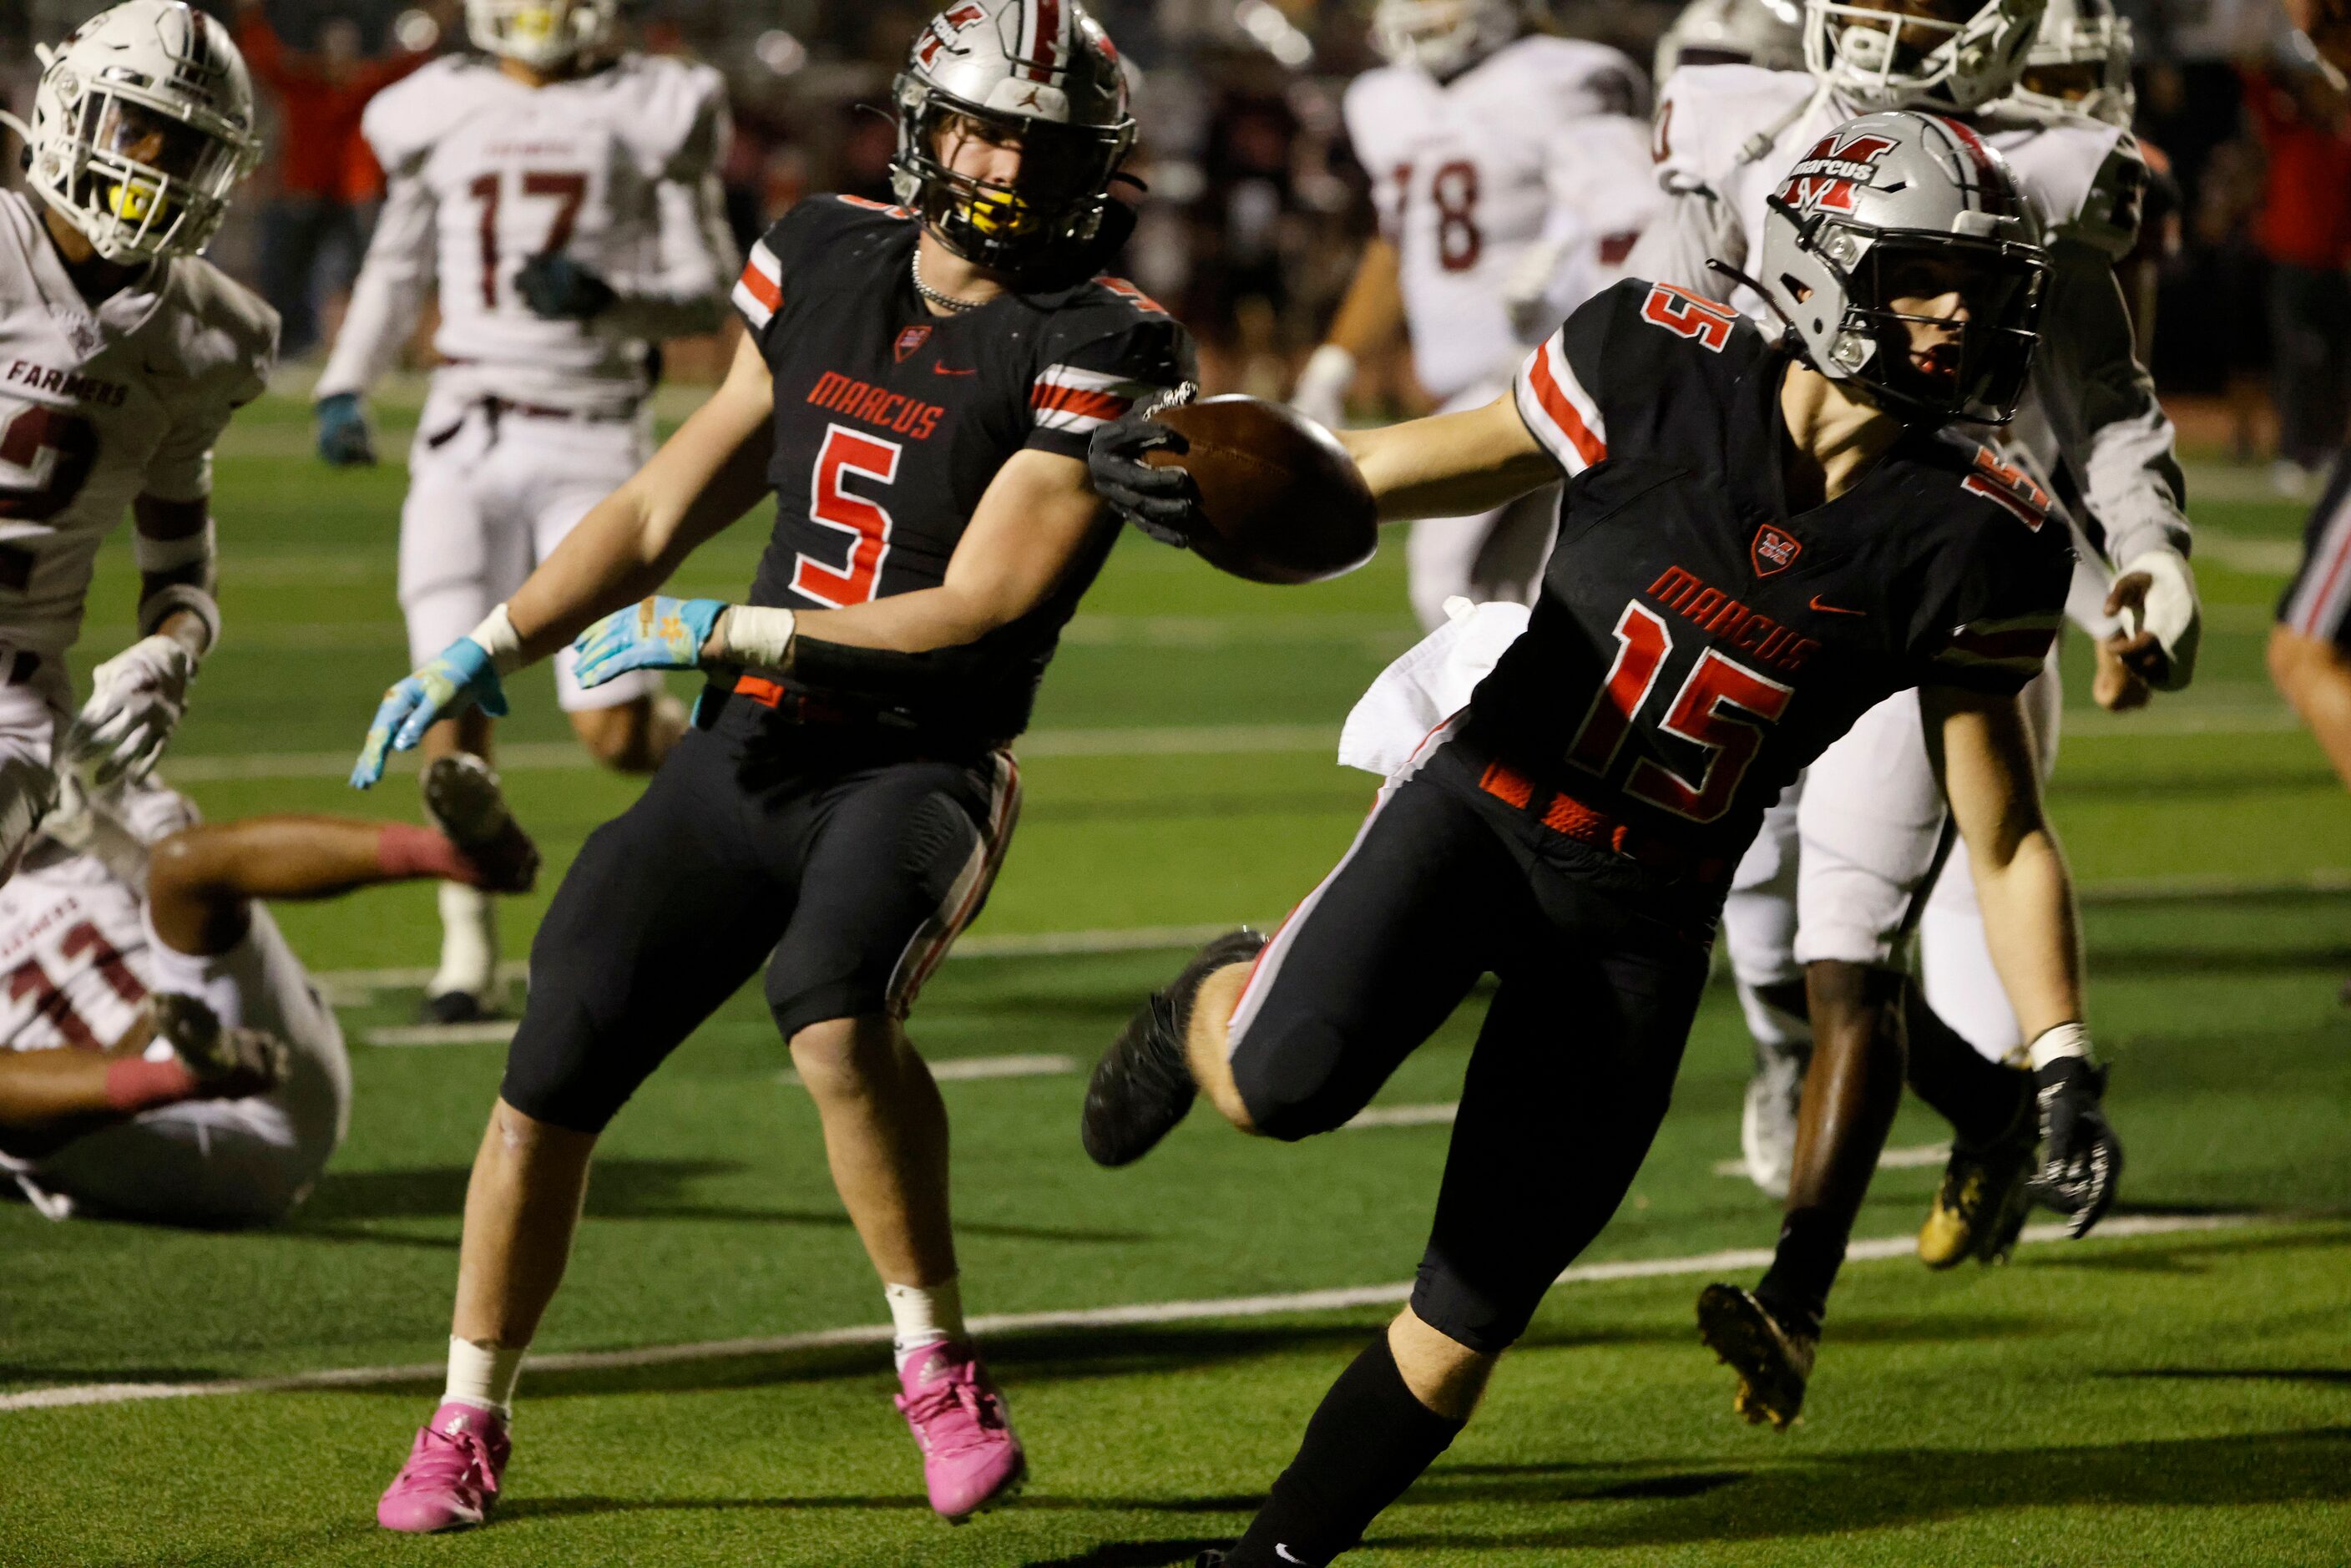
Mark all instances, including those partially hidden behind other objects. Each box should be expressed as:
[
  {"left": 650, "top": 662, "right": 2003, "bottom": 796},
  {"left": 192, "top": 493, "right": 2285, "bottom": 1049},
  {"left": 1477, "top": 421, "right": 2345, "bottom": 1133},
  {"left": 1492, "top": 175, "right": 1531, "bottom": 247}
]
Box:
[
  {"left": 1902, "top": 989, "right": 2031, "bottom": 1148},
  {"left": 1757, "top": 1207, "right": 1845, "bottom": 1335},
  {"left": 1227, "top": 1334, "right": 1467, "bottom": 1568}
]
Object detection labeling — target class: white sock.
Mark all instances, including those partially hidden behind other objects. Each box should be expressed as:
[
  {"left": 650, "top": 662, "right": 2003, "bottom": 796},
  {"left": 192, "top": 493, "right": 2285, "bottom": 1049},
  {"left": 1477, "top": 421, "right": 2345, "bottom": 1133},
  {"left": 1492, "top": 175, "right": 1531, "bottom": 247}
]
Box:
[
  {"left": 442, "top": 1337, "right": 525, "bottom": 1417},
  {"left": 886, "top": 1278, "right": 966, "bottom": 1370},
  {"left": 431, "top": 882, "right": 498, "bottom": 999}
]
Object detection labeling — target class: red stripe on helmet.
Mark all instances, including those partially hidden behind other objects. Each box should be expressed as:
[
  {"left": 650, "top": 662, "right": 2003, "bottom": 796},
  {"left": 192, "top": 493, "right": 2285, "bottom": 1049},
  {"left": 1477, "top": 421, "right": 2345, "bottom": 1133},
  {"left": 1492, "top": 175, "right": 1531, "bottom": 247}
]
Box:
[{"left": 1028, "top": 0, "right": 1062, "bottom": 81}]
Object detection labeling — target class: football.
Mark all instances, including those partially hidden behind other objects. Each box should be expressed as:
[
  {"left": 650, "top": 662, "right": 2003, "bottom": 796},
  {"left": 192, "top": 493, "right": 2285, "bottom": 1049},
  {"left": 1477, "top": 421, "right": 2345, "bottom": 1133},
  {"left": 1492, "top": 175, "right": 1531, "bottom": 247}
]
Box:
[{"left": 1145, "top": 396, "right": 1379, "bottom": 585}]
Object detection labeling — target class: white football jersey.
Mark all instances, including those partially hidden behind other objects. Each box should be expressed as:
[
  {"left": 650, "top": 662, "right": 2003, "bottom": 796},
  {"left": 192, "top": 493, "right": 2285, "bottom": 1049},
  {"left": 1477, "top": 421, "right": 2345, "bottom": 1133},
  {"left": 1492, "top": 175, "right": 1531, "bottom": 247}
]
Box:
[
  {"left": 317, "top": 53, "right": 733, "bottom": 414},
  {"left": 1344, "top": 37, "right": 1659, "bottom": 402},
  {"left": 0, "top": 191, "right": 275, "bottom": 660},
  {"left": 0, "top": 786, "right": 316, "bottom": 1058}
]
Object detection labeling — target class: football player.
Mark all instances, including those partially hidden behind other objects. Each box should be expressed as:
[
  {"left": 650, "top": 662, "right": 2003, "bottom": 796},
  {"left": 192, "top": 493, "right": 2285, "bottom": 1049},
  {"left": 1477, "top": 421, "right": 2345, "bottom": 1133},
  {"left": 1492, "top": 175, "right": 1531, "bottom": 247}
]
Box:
[
  {"left": 0, "top": 2, "right": 272, "bottom": 887},
  {"left": 312, "top": 0, "right": 736, "bottom": 1024},
  {"left": 347, "top": 0, "right": 1191, "bottom": 1534},
  {"left": 1631, "top": 0, "right": 2159, "bottom": 1289},
  {"left": 1291, "top": 0, "right": 1661, "bottom": 630},
  {"left": 1085, "top": 115, "right": 2100, "bottom": 1566},
  {"left": 0, "top": 759, "right": 536, "bottom": 1226}
]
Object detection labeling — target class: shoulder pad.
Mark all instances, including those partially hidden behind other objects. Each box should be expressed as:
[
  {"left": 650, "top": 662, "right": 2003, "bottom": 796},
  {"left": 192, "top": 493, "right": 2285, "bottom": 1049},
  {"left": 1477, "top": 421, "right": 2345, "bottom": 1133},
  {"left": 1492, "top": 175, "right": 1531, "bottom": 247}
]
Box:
[
  {"left": 1651, "top": 63, "right": 1816, "bottom": 196},
  {"left": 361, "top": 55, "right": 503, "bottom": 176},
  {"left": 609, "top": 54, "right": 731, "bottom": 180},
  {"left": 1489, "top": 36, "right": 1648, "bottom": 120},
  {"left": 153, "top": 259, "right": 280, "bottom": 402},
  {"left": 1989, "top": 114, "right": 2141, "bottom": 258}
]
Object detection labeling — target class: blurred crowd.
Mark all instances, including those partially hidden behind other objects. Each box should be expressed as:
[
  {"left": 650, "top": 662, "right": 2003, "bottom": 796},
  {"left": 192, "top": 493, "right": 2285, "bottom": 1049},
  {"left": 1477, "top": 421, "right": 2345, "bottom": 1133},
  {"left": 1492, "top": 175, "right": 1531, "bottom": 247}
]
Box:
[{"left": 2, "top": 0, "right": 2344, "bottom": 466}]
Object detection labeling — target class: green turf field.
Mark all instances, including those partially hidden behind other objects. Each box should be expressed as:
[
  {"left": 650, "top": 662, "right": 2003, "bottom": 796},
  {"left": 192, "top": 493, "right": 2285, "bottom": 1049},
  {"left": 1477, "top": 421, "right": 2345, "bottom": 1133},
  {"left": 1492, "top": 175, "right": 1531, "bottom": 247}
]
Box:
[{"left": 0, "top": 392, "right": 2345, "bottom": 1566}]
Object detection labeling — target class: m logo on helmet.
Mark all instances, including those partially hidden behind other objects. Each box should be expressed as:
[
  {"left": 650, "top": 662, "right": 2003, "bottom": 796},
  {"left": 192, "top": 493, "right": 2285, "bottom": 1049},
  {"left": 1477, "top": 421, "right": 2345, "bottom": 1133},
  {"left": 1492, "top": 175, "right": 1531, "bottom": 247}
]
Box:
[
  {"left": 915, "top": 3, "right": 989, "bottom": 66},
  {"left": 1775, "top": 130, "right": 1899, "bottom": 215}
]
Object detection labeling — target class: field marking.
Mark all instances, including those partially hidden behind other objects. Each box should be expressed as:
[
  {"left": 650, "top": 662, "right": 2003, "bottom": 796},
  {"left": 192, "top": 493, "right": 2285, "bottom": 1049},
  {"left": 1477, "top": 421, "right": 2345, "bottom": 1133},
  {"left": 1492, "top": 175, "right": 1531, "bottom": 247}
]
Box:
[
  {"left": 1710, "top": 1142, "right": 1948, "bottom": 1178},
  {"left": 1345, "top": 1102, "right": 1458, "bottom": 1130},
  {"left": 364, "top": 1021, "right": 520, "bottom": 1048},
  {"left": 779, "top": 1054, "right": 1074, "bottom": 1086},
  {"left": 0, "top": 1211, "right": 2263, "bottom": 1414}
]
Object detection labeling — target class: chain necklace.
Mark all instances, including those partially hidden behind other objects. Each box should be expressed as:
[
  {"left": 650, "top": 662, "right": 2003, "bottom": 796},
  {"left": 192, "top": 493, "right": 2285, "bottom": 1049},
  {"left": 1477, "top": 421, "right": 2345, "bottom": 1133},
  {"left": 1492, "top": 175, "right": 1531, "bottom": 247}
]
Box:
[{"left": 910, "top": 250, "right": 985, "bottom": 315}]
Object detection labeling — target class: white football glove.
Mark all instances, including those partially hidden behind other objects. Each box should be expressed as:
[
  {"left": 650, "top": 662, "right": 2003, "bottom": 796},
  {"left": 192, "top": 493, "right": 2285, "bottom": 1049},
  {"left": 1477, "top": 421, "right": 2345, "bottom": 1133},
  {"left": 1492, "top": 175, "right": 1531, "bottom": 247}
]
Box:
[
  {"left": 2108, "top": 547, "right": 2200, "bottom": 691},
  {"left": 1290, "top": 344, "right": 1356, "bottom": 432},
  {"left": 68, "top": 635, "right": 199, "bottom": 786}
]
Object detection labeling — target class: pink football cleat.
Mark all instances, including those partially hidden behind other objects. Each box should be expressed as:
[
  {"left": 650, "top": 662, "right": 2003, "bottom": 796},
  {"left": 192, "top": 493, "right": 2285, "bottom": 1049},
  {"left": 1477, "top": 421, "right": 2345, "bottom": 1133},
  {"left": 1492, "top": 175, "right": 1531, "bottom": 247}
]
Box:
[
  {"left": 377, "top": 1401, "right": 511, "bottom": 1533},
  {"left": 894, "top": 1342, "right": 1026, "bottom": 1521}
]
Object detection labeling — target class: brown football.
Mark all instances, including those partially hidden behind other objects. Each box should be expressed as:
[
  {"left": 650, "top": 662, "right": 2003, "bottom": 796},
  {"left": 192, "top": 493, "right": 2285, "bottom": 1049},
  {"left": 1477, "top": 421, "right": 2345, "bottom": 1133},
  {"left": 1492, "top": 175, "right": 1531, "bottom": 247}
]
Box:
[{"left": 1143, "top": 396, "right": 1378, "bottom": 585}]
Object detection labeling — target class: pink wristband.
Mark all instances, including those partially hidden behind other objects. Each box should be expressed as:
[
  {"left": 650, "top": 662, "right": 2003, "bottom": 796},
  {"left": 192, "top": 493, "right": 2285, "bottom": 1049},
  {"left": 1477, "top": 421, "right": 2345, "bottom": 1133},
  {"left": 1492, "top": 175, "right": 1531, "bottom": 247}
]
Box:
[{"left": 104, "top": 1055, "right": 200, "bottom": 1112}]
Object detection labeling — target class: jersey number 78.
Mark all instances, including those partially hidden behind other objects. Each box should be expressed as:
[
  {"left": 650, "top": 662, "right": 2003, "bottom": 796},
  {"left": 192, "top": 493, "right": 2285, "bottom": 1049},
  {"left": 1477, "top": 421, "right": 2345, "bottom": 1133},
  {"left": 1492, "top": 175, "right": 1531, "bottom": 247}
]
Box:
[{"left": 1565, "top": 602, "right": 1791, "bottom": 823}]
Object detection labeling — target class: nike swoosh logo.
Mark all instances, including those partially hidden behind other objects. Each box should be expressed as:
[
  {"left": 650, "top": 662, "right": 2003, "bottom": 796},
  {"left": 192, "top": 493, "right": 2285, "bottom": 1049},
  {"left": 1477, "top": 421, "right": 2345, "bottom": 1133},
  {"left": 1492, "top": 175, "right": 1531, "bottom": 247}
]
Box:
[
  {"left": 1276, "top": 1548, "right": 1308, "bottom": 1565},
  {"left": 1809, "top": 596, "right": 1867, "bottom": 617},
  {"left": 933, "top": 364, "right": 978, "bottom": 377}
]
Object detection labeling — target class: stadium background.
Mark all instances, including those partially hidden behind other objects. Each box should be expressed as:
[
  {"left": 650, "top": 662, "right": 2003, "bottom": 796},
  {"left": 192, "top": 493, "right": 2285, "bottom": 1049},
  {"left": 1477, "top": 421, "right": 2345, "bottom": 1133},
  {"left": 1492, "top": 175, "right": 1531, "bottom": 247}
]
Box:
[{"left": 0, "top": 3, "right": 2347, "bottom": 1565}]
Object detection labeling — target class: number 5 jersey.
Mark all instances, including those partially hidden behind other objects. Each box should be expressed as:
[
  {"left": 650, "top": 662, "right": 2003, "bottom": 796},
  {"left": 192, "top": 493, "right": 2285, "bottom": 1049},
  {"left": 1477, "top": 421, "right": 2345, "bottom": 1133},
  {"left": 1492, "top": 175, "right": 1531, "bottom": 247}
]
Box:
[
  {"left": 1462, "top": 278, "right": 2075, "bottom": 870},
  {"left": 731, "top": 195, "right": 1193, "bottom": 746}
]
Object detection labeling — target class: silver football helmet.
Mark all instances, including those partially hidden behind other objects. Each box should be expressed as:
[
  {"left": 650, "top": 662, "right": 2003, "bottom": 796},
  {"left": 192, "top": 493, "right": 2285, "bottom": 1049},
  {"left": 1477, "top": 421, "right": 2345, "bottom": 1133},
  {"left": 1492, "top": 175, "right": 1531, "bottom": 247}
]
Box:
[
  {"left": 1369, "top": 0, "right": 1520, "bottom": 76},
  {"left": 0, "top": 0, "right": 260, "bottom": 265},
  {"left": 1803, "top": 0, "right": 2047, "bottom": 111},
  {"left": 891, "top": 0, "right": 1136, "bottom": 282},
  {"left": 1757, "top": 109, "right": 2049, "bottom": 423},
  {"left": 466, "top": 0, "right": 619, "bottom": 72},
  {"left": 2005, "top": 0, "right": 2134, "bottom": 126},
  {"left": 1656, "top": 0, "right": 1806, "bottom": 82}
]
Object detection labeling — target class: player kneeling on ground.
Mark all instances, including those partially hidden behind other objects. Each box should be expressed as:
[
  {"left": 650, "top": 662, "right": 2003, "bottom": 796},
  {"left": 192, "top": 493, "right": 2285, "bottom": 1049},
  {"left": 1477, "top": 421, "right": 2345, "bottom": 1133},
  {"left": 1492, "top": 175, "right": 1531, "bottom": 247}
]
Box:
[
  {"left": 0, "top": 761, "right": 535, "bottom": 1226},
  {"left": 1085, "top": 112, "right": 2105, "bottom": 1566},
  {"left": 349, "top": 0, "right": 1191, "bottom": 1534}
]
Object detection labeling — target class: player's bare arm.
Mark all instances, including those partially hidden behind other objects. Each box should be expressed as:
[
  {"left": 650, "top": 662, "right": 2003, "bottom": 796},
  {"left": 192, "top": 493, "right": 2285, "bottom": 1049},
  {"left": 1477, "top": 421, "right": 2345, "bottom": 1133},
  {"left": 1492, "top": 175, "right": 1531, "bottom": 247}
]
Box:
[{"left": 1332, "top": 395, "right": 1559, "bottom": 521}]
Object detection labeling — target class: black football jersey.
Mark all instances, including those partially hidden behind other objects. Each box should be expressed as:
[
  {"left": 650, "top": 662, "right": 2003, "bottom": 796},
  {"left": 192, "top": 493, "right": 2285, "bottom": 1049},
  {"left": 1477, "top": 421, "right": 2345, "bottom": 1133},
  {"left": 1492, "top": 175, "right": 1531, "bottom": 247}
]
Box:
[
  {"left": 730, "top": 195, "right": 1195, "bottom": 742},
  {"left": 1468, "top": 279, "right": 2075, "bottom": 863}
]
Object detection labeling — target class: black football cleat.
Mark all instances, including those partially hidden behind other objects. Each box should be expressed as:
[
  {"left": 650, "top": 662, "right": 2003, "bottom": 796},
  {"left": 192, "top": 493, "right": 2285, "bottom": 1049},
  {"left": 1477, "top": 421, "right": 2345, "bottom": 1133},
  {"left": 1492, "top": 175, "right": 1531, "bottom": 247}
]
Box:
[
  {"left": 1082, "top": 928, "right": 1266, "bottom": 1167},
  {"left": 1697, "top": 1282, "right": 1818, "bottom": 1432},
  {"left": 422, "top": 755, "right": 541, "bottom": 895}
]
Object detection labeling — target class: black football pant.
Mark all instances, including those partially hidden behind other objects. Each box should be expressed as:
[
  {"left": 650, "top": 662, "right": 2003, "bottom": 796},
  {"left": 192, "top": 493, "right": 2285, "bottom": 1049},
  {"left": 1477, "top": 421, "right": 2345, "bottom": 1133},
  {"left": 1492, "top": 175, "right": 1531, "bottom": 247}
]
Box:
[
  {"left": 1225, "top": 741, "right": 1716, "bottom": 1354},
  {"left": 500, "top": 701, "right": 1019, "bottom": 1133}
]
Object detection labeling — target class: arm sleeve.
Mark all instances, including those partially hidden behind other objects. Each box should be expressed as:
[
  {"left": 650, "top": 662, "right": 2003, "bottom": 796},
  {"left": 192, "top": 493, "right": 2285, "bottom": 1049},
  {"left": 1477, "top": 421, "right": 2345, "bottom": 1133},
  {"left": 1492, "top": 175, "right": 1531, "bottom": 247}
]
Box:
[
  {"left": 1509, "top": 286, "right": 1615, "bottom": 477},
  {"left": 1024, "top": 310, "right": 1194, "bottom": 462},
  {"left": 312, "top": 169, "right": 437, "bottom": 402},
  {"left": 2027, "top": 242, "right": 2192, "bottom": 568},
  {"left": 601, "top": 84, "right": 740, "bottom": 341}
]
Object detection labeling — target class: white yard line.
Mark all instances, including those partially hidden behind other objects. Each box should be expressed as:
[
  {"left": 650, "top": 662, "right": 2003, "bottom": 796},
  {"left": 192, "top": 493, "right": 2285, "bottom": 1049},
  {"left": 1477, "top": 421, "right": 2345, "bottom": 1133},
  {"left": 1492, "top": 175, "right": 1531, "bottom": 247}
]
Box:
[
  {"left": 1710, "top": 1142, "right": 1949, "bottom": 1179},
  {"left": 0, "top": 1211, "right": 2263, "bottom": 1414},
  {"left": 778, "top": 1054, "right": 1074, "bottom": 1086},
  {"left": 363, "top": 1021, "right": 520, "bottom": 1048},
  {"left": 1345, "top": 1102, "right": 1459, "bottom": 1130}
]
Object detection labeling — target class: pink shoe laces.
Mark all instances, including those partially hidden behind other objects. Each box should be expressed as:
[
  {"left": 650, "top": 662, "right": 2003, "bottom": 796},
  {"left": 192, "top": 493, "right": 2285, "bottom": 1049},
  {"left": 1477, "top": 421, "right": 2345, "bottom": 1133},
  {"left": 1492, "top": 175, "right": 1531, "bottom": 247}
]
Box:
[
  {"left": 895, "top": 1362, "right": 1007, "bottom": 1456},
  {"left": 397, "top": 1416, "right": 503, "bottom": 1503}
]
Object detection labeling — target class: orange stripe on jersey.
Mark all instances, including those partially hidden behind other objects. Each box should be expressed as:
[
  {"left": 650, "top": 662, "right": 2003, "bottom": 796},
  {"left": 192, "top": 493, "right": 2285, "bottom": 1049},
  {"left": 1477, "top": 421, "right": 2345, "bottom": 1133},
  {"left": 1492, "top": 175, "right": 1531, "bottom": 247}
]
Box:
[
  {"left": 1031, "top": 385, "right": 1130, "bottom": 422},
  {"left": 1529, "top": 342, "right": 1606, "bottom": 468},
  {"left": 739, "top": 259, "right": 781, "bottom": 314}
]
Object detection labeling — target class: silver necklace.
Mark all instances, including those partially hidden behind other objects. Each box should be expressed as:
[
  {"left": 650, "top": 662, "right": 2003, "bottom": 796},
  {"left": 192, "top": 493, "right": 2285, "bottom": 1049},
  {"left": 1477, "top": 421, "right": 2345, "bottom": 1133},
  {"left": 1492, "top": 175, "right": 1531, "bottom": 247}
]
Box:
[{"left": 910, "top": 250, "right": 984, "bottom": 314}]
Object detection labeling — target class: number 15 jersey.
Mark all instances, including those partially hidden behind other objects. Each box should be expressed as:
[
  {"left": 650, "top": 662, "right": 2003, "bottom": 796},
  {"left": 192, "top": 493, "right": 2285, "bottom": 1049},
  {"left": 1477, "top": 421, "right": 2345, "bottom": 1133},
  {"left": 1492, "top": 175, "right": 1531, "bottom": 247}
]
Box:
[{"left": 1464, "top": 280, "right": 2075, "bottom": 866}]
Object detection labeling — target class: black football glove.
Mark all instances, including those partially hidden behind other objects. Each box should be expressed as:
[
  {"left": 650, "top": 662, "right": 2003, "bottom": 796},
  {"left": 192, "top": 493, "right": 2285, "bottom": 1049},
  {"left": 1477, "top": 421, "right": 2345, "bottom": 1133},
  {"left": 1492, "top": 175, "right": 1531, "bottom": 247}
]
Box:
[
  {"left": 2030, "top": 1054, "right": 2122, "bottom": 1237},
  {"left": 1087, "top": 387, "right": 1201, "bottom": 548},
  {"left": 514, "top": 252, "right": 617, "bottom": 321}
]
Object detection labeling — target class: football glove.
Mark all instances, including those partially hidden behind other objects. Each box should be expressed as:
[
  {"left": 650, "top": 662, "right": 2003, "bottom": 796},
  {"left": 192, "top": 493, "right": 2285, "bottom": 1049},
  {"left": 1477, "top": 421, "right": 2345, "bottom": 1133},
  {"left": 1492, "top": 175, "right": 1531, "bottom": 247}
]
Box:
[
  {"left": 350, "top": 636, "right": 510, "bottom": 790},
  {"left": 2105, "top": 547, "right": 2199, "bottom": 692},
  {"left": 149, "top": 992, "right": 288, "bottom": 1101},
  {"left": 573, "top": 596, "right": 726, "bottom": 689},
  {"left": 1087, "top": 387, "right": 1201, "bottom": 548},
  {"left": 2030, "top": 1054, "right": 2122, "bottom": 1237},
  {"left": 66, "top": 635, "right": 199, "bottom": 787},
  {"left": 514, "top": 252, "right": 617, "bottom": 321},
  {"left": 315, "top": 392, "right": 377, "bottom": 468}
]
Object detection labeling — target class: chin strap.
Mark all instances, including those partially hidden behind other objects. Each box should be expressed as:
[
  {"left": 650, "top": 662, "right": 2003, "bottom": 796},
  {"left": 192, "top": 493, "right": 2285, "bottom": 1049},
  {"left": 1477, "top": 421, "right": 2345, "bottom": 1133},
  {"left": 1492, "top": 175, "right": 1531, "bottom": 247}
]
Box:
[{"left": 1704, "top": 258, "right": 1802, "bottom": 342}]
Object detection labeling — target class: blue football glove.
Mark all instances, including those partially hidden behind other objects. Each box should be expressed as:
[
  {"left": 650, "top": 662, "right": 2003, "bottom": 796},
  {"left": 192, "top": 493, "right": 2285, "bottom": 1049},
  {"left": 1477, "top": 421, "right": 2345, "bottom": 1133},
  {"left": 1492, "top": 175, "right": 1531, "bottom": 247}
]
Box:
[
  {"left": 514, "top": 252, "right": 617, "bottom": 321},
  {"left": 350, "top": 638, "right": 511, "bottom": 790},
  {"left": 315, "top": 392, "right": 376, "bottom": 467},
  {"left": 572, "top": 597, "right": 726, "bottom": 690}
]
